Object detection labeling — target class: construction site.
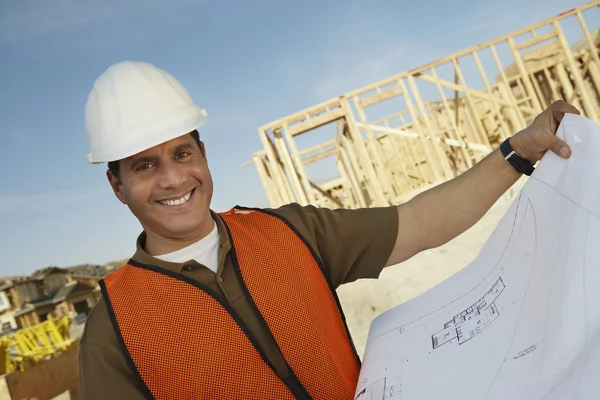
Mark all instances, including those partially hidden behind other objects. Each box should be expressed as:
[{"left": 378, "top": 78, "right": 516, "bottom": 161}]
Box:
[
  {"left": 1, "top": 2, "right": 599, "bottom": 400},
  {"left": 246, "top": 2, "right": 600, "bottom": 211}
]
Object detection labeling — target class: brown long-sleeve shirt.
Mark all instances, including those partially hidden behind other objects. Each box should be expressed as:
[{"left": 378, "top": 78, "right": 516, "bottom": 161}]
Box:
[{"left": 78, "top": 203, "right": 399, "bottom": 399}]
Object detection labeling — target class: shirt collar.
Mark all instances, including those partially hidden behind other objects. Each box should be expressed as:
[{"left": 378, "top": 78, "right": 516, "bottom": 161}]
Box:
[{"left": 130, "top": 210, "right": 232, "bottom": 274}]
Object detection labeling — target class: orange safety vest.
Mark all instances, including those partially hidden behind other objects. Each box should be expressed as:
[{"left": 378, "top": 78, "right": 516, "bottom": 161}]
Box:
[{"left": 100, "top": 206, "right": 361, "bottom": 399}]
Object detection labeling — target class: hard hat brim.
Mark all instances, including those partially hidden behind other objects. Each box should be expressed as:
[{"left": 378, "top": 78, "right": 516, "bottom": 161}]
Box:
[{"left": 87, "top": 109, "right": 207, "bottom": 164}]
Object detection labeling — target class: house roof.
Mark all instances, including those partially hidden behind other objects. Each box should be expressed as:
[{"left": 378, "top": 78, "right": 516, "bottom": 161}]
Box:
[
  {"left": 14, "top": 304, "right": 35, "bottom": 317},
  {"left": 67, "top": 264, "right": 117, "bottom": 279},
  {"left": 53, "top": 281, "right": 78, "bottom": 302},
  {"left": 30, "top": 266, "right": 69, "bottom": 280},
  {"left": 15, "top": 281, "right": 94, "bottom": 315}
]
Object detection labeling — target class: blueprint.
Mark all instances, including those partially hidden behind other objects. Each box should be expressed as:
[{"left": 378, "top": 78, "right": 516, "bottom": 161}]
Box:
[{"left": 355, "top": 114, "right": 600, "bottom": 400}]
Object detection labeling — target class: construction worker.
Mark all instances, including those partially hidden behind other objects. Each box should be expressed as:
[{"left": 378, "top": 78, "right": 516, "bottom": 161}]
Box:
[{"left": 78, "top": 60, "right": 579, "bottom": 400}]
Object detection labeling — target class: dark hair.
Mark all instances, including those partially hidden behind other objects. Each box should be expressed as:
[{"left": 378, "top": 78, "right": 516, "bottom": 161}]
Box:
[{"left": 108, "top": 130, "right": 201, "bottom": 180}]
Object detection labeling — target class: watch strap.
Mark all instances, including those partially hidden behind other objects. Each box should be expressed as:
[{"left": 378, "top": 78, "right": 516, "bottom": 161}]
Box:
[{"left": 500, "top": 138, "right": 535, "bottom": 176}]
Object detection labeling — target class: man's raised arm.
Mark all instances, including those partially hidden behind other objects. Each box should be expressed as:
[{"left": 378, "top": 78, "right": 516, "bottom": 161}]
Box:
[{"left": 385, "top": 100, "right": 580, "bottom": 267}]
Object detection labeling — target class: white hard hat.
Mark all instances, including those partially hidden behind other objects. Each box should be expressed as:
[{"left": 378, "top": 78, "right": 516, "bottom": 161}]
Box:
[{"left": 85, "top": 61, "right": 208, "bottom": 164}]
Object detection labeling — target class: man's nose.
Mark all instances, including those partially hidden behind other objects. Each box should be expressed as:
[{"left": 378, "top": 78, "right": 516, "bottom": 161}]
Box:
[{"left": 156, "top": 161, "right": 186, "bottom": 189}]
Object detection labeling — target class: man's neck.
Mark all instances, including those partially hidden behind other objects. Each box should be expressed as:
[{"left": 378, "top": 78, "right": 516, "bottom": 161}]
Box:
[{"left": 144, "top": 215, "right": 216, "bottom": 256}]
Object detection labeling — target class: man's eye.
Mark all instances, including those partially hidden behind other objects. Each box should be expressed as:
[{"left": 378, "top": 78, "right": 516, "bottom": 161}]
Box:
[
  {"left": 175, "top": 152, "right": 191, "bottom": 160},
  {"left": 136, "top": 163, "right": 152, "bottom": 172}
]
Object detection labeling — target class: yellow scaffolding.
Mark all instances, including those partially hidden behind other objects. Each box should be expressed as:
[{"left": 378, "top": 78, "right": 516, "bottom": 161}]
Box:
[{"left": 0, "top": 317, "right": 76, "bottom": 374}]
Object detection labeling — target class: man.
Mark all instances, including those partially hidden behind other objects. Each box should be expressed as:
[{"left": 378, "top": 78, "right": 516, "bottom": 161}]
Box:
[{"left": 78, "top": 60, "right": 579, "bottom": 400}]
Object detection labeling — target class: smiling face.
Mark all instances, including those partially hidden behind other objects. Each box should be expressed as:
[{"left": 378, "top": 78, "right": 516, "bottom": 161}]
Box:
[{"left": 107, "top": 133, "right": 214, "bottom": 255}]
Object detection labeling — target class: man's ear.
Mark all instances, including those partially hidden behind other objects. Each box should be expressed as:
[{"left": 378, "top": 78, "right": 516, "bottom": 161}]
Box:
[
  {"left": 106, "top": 169, "right": 127, "bottom": 205},
  {"left": 199, "top": 141, "right": 207, "bottom": 160}
]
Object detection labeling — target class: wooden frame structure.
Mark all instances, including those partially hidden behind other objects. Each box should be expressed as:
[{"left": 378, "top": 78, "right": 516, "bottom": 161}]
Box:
[{"left": 247, "top": 2, "right": 600, "bottom": 209}]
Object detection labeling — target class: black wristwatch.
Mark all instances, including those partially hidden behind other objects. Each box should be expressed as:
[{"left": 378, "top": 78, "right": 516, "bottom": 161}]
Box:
[{"left": 500, "top": 138, "right": 535, "bottom": 176}]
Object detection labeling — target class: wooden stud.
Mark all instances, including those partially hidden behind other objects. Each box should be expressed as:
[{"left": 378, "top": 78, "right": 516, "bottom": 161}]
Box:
[
  {"left": 507, "top": 36, "right": 544, "bottom": 112},
  {"left": 576, "top": 10, "right": 600, "bottom": 107},
  {"left": 555, "top": 63, "right": 585, "bottom": 112},
  {"left": 258, "top": 129, "right": 293, "bottom": 204},
  {"left": 406, "top": 75, "right": 455, "bottom": 179},
  {"left": 399, "top": 79, "right": 440, "bottom": 183},
  {"left": 529, "top": 71, "right": 547, "bottom": 109},
  {"left": 554, "top": 20, "right": 599, "bottom": 122},
  {"left": 427, "top": 67, "right": 473, "bottom": 171},
  {"left": 472, "top": 51, "right": 510, "bottom": 142},
  {"left": 489, "top": 44, "right": 528, "bottom": 128},
  {"left": 336, "top": 120, "right": 367, "bottom": 208},
  {"left": 281, "top": 122, "right": 315, "bottom": 204},
  {"left": 352, "top": 95, "right": 397, "bottom": 200},
  {"left": 452, "top": 59, "right": 486, "bottom": 150},
  {"left": 341, "top": 99, "right": 389, "bottom": 206},
  {"left": 253, "top": 153, "right": 279, "bottom": 207},
  {"left": 542, "top": 67, "right": 562, "bottom": 102},
  {"left": 273, "top": 129, "right": 307, "bottom": 205}
]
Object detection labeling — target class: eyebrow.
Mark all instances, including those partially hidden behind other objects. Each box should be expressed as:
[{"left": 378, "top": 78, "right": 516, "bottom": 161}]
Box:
[
  {"left": 172, "top": 143, "right": 195, "bottom": 153},
  {"left": 127, "top": 143, "right": 196, "bottom": 171}
]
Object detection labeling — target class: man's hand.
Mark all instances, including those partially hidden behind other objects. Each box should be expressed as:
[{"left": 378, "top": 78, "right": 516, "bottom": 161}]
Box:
[{"left": 509, "top": 100, "right": 580, "bottom": 163}]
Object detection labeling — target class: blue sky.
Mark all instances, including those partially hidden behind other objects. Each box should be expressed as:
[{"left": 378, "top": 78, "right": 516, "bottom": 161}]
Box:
[{"left": 0, "top": 0, "right": 592, "bottom": 275}]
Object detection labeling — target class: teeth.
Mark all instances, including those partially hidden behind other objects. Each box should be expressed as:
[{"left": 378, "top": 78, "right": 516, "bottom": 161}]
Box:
[{"left": 159, "top": 190, "right": 192, "bottom": 207}]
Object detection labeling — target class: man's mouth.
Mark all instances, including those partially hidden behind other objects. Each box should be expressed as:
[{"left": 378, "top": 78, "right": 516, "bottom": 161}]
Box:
[{"left": 156, "top": 188, "right": 195, "bottom": 207}]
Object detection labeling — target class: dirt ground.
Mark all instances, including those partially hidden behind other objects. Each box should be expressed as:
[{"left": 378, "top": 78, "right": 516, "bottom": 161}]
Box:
[{"left": 336, "top": 188, "right": 521, "bottom": 359}]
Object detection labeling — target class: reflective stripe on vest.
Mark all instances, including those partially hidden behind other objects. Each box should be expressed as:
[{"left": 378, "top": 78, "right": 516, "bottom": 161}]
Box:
[{"left": 101, "top": 207, "right": 360, "bottom": 399}]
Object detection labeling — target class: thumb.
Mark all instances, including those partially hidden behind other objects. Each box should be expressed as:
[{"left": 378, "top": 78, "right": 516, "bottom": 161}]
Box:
[{"left": 547, "top": 135, "right": 571, "bottom": 158}]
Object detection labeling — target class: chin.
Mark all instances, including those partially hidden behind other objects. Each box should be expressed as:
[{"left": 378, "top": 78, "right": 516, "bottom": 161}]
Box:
[{"left": 161, "top": 219, "right": 208, "bottom": 238}]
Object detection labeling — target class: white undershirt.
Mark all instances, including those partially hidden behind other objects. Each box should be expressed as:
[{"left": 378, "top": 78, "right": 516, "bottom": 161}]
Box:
[{"left": 154, "top": 220, "right": 220, "bottom": 273}]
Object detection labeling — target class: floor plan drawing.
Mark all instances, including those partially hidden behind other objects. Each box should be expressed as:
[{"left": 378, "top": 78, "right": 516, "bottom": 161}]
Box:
[
  {"left": 432, "top": 278, "right": 505, "bottom": 349},
  {"left": 355, "top": 376, "right": 402, "bottom": 400},
  {"left": 353, "top": 115, "right": 600, "bottom": 400}
]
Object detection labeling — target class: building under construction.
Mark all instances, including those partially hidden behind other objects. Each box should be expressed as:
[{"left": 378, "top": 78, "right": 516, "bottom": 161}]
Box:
[{"left": 247, "top": 2, "right": 600, "bottom": 210}]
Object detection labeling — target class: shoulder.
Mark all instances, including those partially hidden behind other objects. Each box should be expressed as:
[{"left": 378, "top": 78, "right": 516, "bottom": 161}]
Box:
[
  {"left": 80, "top": 295, "right": 121, "bottom": 354},
  {"left": 263, "top": 202, "right": 398, "bottom": 241},
  {"left": 256, "top": 203, "right": 398, "bottom": 286},
  {"left": 78, "top": 295, "right": 147, "bottom": 399}
]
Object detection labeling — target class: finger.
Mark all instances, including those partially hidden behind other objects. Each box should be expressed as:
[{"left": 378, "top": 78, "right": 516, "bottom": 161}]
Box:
[
  {"left": 552, "top": 100, "right": 580, "bottom": 124},
  {"left": 545, "top": 133, "right": 571, "bottom": 158}
]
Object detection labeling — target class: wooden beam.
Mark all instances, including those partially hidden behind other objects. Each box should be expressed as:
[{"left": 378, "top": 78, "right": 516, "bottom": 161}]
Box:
[
  {"left": 298, "top": 140, "right": 336, "bottom": 158},
  {"left": 336, "top": 124, "right": 368, "bottom": 208},
  {"left": 359, "top": 123, "right": 491, "bottom": 152},
  {"left": 576, "top": 10, "right": 600, "bottom": 104},
  {"left": 286, "top": 107, "right": 346, "bottom": 136},
  {"left": 507, "top": 36, "right": 544, "bottom": 112},
  {"left": 258, "top": 129, "right": 293, "bottom": 204},
  {"left": 357, "top": 85, "right": 404, "bottom": 109},
  {"left": 490, "top": 44, "right": 528, "bottom": 128},
  {"left": 309, "top": 180, "right": 345, "bottom": 209},
  {"left": 342, "top": 1, "right": 599, "bottom": 99},
  {"left": 253, "top": 153, "right": 279, "bottom": 207},
  {"left": 406, "top": 75, "right": 455, "bottom": 178},
  {"left": 415, "top": 73, "right": 538, "bottom": 115},
  {"left": 514, "top": 32, "right": 558, "bottom": 51},
  {"left": 429, "top": 66, "right": 475, "bottom": 169},
  {"left": 341, "top": 99, "right": 389, "bottom": 206},
  {"left": 259, "top": 98, "right": 343, "bottom": 132},
  {"left": 554, "top": 20, "right": 599, "bottom": 122},
  {"left": 353, "top": 92, "right": 398, "bottom": 199},
  {"left": 273, "top": 129, "right": 308, "bottom": 205},
  {"left": 302, "top": 148, "right": 339, "bottom": 165}
]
